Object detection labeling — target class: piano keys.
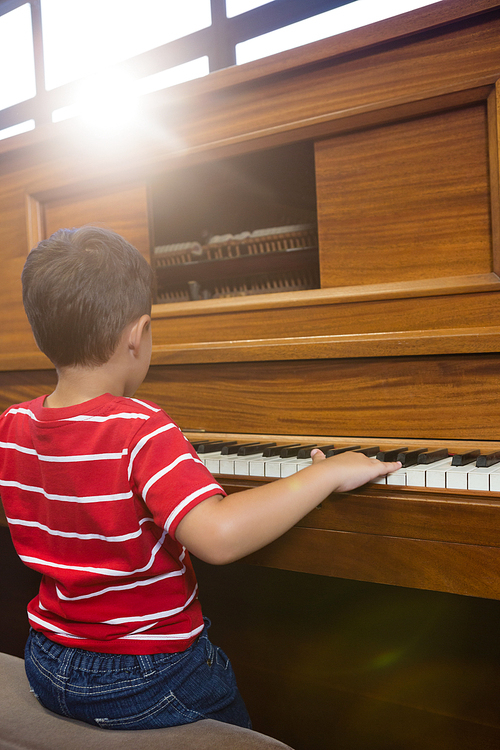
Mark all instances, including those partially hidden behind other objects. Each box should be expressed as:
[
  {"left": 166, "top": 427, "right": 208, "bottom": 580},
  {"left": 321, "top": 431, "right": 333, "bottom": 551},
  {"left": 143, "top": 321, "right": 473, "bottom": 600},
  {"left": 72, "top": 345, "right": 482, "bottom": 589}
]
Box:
[{"left": 190, "top": 436, "right": 500, "bottom": 493}]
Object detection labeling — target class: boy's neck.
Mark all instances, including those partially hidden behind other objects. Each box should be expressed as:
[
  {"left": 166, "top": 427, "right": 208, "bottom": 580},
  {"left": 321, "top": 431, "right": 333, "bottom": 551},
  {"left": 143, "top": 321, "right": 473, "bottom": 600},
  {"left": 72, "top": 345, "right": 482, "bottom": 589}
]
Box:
[
  {"left": 44, "top": 365, "right": 127, "bottom": 408},
  {"left": 43, "top": 316, "right": 152, "bottom": 408}
]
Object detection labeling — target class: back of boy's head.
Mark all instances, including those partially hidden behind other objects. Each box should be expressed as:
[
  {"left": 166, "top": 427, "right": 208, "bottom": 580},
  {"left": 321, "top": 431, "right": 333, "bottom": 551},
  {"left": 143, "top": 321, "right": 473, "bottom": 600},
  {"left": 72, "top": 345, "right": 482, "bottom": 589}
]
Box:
[{"left": 22, "top": 226, "right": 154, "bottom": 368}]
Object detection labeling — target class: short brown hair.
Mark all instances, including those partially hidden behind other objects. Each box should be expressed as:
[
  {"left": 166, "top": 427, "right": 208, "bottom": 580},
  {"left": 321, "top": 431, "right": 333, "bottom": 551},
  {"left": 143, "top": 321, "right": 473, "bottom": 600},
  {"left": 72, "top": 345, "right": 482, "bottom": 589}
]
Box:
[{"left": 22, "top": 226, "right": 154, "bottom": 368}]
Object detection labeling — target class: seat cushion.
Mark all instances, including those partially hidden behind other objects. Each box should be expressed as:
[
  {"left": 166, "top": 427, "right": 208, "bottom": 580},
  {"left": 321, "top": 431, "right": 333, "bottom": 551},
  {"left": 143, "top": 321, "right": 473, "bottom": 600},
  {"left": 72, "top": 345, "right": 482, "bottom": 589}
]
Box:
[{"left": 0, "top": 652, "right": 293, "bottom": 750}]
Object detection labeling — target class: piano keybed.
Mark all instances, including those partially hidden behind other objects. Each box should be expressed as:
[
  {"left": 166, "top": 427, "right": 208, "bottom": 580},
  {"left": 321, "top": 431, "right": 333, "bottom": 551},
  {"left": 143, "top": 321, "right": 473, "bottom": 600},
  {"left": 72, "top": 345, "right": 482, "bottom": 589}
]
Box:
[{"left": 189, "top": 434, "right": 500, "bottom": 494}]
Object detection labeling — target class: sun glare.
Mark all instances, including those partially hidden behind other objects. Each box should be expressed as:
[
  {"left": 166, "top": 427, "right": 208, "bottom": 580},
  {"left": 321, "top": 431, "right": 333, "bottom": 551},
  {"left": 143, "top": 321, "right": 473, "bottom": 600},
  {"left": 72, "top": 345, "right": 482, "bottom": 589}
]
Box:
[
  {"left": 40, "top": 0, "right": 212, "bottom": 91},
  {"left": 3, "top": 0, "right": 447, "bottom": 141},
  {"left": 51, "top": 58, "right": 211, "bottom": 128}
]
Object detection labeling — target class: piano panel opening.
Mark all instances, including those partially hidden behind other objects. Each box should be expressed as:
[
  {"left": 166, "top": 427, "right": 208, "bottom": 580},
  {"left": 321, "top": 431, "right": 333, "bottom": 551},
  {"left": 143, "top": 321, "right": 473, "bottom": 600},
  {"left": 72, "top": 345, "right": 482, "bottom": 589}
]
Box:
[{"left": 149, "top": 141, "right": 319, "bottom": 303}]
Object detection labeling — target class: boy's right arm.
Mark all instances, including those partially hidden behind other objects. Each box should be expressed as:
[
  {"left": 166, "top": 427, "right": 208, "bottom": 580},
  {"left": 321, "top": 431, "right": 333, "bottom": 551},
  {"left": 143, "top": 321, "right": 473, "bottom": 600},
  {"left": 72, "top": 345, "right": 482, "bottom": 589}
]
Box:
[{"left": 176, "top": 450, "right": 400, "bottom": 566}]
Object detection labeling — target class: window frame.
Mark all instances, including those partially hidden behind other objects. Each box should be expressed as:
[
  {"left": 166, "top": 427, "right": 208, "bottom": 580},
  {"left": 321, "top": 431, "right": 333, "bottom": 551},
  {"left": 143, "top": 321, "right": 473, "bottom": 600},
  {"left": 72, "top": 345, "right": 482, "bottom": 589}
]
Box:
[{"left": 0, "top": 0, "right": 358, "bottom": 135}]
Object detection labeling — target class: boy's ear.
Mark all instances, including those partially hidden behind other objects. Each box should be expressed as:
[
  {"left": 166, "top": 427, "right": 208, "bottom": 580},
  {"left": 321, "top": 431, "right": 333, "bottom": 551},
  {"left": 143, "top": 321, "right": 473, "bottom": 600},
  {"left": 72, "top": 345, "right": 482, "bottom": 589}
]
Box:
[{"left": 128, "top": 315, "right": 151, "bottom": 353}]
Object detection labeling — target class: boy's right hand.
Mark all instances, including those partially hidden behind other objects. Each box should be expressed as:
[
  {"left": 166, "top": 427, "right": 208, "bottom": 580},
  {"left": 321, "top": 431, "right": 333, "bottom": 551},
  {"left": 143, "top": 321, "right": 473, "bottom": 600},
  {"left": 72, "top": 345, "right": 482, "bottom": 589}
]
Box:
[
  {"left": 311, "top": 448, "right": 401, "bottom": 493},
  {"left": 176, "top": 448, "right": 402, "bottom": 565}
]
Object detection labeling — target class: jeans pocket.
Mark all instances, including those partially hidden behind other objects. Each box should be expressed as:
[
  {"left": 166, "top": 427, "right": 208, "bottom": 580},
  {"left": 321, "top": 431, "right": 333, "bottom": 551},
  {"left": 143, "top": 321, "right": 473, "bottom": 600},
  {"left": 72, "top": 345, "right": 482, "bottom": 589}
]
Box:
[
  {"left": 214, "top": 644, "right": 230, "bottom": 671},
  {"left": 95, "top": 691, "right": 202, "bottom": 730}
]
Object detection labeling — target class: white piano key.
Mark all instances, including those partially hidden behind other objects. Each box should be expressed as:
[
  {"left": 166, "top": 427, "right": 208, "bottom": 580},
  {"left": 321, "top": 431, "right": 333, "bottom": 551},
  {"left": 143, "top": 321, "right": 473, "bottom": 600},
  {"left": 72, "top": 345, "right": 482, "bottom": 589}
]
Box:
[
  {"left": 366, "top": 456, "right": 387, "bottom": 484},
  {"left": 405, "top": 458, "right": 452, "bottom": 488},
  {"left": 426, "top": 457, "right": 453, "bottom": 488},
  {"left": 488, "top": 468, "right": 500, "bottom": 492},
  {"left": 249, "top": 456, "right": 282, "bottom": 477},
  {"left": 386, "top": 467, "right": 407, "bottom": 486},
  {"left": 204, "top": 453, "right": 224, "bottom": 473},
  {"left": 445, "top": 463, "right": 477, "bottom": 490},
  {"left": 265, "top": 458, "right": 298, "bottom": 477},
  {"left": 468, "top": 464, "right": 500, "bottom": 491},
  {"left": 203, "top": 449, "right": 280, "bottom": 476},
  {"left": 233, "top": 453, "right": 269, "bottom": 475},
  {"left": 281, "top": 459, "right": 311, "bottom": 477},
  {"left": 219, "top": 455, "right": 244, "bottom": 475},
  {"left": 198, "top": 450, "right": 223, "bottom": 464}
]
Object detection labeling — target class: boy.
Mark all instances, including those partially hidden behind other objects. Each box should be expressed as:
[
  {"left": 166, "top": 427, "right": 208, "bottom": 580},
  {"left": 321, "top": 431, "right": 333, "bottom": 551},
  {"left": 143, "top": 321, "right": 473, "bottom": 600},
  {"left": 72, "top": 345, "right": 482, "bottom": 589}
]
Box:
[{"left": 0, "top": 226, "right": 400, "bottom": 730}]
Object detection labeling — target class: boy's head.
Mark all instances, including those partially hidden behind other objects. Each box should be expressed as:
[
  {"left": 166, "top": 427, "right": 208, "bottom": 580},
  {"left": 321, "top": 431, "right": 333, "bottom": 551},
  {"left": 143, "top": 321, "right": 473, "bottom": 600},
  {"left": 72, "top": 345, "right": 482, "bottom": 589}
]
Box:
[{"left": 22, "top": 226, "right": 154, "bottom": 369}]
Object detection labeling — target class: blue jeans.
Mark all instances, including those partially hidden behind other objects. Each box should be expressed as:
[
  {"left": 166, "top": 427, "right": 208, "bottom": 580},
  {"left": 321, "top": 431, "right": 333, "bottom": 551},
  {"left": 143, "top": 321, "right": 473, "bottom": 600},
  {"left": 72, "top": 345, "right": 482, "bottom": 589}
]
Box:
[{"left": 24, "top": 621, "right": 251, "bottom": 730}]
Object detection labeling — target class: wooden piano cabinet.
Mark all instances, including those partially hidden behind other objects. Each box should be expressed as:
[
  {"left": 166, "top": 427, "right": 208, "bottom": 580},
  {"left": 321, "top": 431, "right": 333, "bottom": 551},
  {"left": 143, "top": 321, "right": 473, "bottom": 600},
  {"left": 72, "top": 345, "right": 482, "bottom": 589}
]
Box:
[
  {"left": 315, "top": 104, "right": 492, "bottom": 288},
  {"left": 191, "top": 559, "right": 500, "bottom": 750},
  {"left": 139, "top": 353, "right": 500, "bottom": 442},
  {"left": 0, "top": 370, "right": 57, "bottom": 413},
  {"left": 0, "top": 171, "right": 151, "bottom": 372},
  {"left": 1, "top": 3, "right": 500, "bottom": 748},
  {"left": 42, "top": 183, "right": 151, "bottom": 263},
  {"left": 199, "top": 474, "right": 500, "bottom": 600}
]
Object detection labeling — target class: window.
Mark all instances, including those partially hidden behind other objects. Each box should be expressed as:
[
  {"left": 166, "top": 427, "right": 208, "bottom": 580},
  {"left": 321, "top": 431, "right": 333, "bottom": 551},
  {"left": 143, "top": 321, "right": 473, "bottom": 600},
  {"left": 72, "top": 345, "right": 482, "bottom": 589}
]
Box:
[
  {"left": 225, "top": 0, "right": 274, "bottom": 18},
  {"left": 41, "top": 0, "right": 212, "bottom": 91},
  {"left": 0, "top": 4, "right": 35, "bottom": 111},
  {"left": 0, "top": 0, "right": 448, "bottom": 142},
  {"left": 236, "top": 0, "right": 445, "bottom": 64}
]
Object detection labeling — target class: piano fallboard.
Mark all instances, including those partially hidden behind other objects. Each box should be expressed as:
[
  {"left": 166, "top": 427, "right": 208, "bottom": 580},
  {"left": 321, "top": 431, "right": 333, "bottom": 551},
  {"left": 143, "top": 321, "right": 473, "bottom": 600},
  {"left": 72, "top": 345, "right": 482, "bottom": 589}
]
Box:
[{"left": 187, "top": 432, "right": 500, "bottom": 600}]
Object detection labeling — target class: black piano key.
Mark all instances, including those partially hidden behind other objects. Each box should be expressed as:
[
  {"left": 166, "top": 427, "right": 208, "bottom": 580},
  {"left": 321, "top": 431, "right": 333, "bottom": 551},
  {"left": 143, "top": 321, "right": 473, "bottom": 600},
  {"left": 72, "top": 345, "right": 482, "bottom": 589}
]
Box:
[
  {"left": 263, "top": 444, "right": 300, "bottom": 457},
  {"left": 297, "top": 444, "right": 337, "bottom": 458},
  {"left": 377, "top": 447, "right": 408, "bottom": 462},
  {"left": 317, "top": 443, "right": 337, "bottom": 453},
  {"left": 325, "top": 446, "right": 361, "bottom": 457},
  {"left": 221, "top": 442, "right": 261, "bottom": 455},
  {"left": 280, "top": 444, "right": 317, "bottom": 458},
  {"left": 354, "top": 446, "right": 380, "bottom": 457},
  {"left": 398, "top": 448, "right": 428, "bottom": 467},
  {"left": 451, "top": 449, "right": 481, "bottom": 466},
  {"left": 196, "top": 441, "right": 238, "bottom": 453},
  {"left": 190, "top": 439, "right": 219, "bottom": 450},
  {"left": 237, "top": 442, "right": 276, "bottom": 456},
  {"left": 476, "top": 450, "right": 500, "bottom": 467},
  {"left": 417, "top": 448, "right": 449, "bottom": 464},
  {"left": 297, "top": 446, "right": 317, "bottom": 458}
]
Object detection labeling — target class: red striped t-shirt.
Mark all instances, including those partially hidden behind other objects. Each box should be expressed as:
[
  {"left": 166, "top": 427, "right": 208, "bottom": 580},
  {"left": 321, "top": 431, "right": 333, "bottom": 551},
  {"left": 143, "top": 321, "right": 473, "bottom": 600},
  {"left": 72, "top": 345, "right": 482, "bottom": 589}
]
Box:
[{"left": 0, "top": 393, "right": 224, "bottom": 654}]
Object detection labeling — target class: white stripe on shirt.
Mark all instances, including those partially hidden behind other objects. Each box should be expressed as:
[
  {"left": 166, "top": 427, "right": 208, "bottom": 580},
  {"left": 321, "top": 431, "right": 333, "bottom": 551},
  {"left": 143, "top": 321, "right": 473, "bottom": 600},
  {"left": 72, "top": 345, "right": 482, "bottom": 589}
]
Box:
[
  {"left": 142, "top": 453, "right": 203, "bottom": 500},
  {"left": 4, "top": 407, "right": 152, "bottom": 424},
  {"left": 0, "top": 479, "right": 132, "bottom": 504},
  {"left": 6, "top": 515, "right": 153, "bottom": 542},
  {"left": 0, "top": 441, "right": 128, "bottom": 463},
  {"left": 127, "top": 423, "right": 177, "bottom": 480},
  {"left": 5, "top": 407, "right": 37, "bottom": 420},
  {"left": 64, "top": 412, "right": 152, "bottom": 422},
  {"left": 164, "top": 483, "right": 222, "bottom": 534},
  {"left": 19, "top": 529, "right": 169, "bottom": 577},
  {"left": 103, "top": 585, "right": 198, "bottom": 625},
  {"left": 55, "top": 559, "right": 187, "bottom": 601},
  {"left": 119, "top": 623, "right": 205, "bottom": 641},
  {"left": 29, "top": 611, "right": 203, "bottom": 642},
  {"left": 0, "top": 441, "right": 37, "bottom": 457},
  {"left": 129, "top": 398, "right": 161, "bottom": 412},
  {"left": 27, "top": 612, "right": 84, "bottom": 639}
]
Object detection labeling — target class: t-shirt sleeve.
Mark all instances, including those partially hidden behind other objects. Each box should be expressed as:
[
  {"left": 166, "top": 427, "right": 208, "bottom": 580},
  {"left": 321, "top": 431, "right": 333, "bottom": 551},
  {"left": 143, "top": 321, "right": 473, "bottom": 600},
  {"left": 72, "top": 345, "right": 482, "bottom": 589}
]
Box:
[{"left": 129, "top": 414, "right": 225, "bottom": 538}]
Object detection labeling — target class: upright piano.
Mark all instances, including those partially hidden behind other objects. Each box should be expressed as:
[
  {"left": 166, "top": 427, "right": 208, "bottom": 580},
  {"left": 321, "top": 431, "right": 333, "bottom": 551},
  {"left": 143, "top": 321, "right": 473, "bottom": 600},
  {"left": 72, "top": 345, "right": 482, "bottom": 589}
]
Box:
[{"left": 2, "top": 1, "right": 500, "bottom": 747}]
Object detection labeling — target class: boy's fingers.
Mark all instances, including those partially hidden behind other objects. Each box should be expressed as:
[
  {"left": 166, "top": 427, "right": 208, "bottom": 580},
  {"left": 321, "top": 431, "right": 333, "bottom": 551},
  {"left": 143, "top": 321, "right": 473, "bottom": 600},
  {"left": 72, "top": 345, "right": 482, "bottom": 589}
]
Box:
[
  {"left": 381, "top": 460, "right": 402, "bottom": 474},
  {"left": 311, "top": 449, "right": 326, "bottom": 462}
]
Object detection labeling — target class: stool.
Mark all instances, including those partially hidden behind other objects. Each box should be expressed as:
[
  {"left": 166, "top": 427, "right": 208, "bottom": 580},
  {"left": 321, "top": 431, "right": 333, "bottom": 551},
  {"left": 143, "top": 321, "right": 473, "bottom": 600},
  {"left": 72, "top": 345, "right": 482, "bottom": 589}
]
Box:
[{"left": 0, "top": 652, "right": 293, "bottom": 750}]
